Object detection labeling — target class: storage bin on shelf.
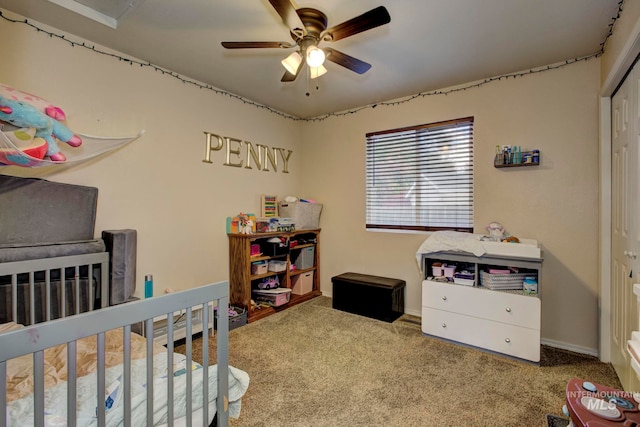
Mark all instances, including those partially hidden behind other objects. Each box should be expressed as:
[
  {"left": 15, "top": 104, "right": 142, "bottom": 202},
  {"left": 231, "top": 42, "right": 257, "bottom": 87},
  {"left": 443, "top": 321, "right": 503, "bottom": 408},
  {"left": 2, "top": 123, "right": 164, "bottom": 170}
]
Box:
[
  {"left": 278, "top": 201, "right": 322, "bottom": 230},
  {"left": 432, "top": 264, "right": 443, "bottom": 276},
  {"left": 251, "top": 260, "right": 268, "bottom": 274},
  {"left": 480, "top": 270, "right": 532, "bottom": 290},
  {"left": 431, "top": 263, "right": 456, "bottom": 278},
  {"left": 268, "top": 260, "right": 287, "bottom": 272},
  {"left": 293, "top": 246, "right": 315, "bottom": 270},
  {"left": 253, "top": 288, "right": 291, "bottom": 307},
  {"left": 442, "top": 265, "right": 456, "bottom": 278},
  {"left": 453, "top": 272, "right": 475, "bottom": 286},
  {"left": 292, "top": 271, "right": 313, "bottom": 295}
]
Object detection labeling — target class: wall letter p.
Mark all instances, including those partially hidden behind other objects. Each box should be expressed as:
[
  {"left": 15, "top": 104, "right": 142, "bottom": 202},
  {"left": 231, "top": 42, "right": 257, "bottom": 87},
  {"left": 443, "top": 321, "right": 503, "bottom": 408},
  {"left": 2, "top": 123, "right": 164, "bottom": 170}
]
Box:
[{"left": 202, "top": 132, "right": 224, "bottom": 163}]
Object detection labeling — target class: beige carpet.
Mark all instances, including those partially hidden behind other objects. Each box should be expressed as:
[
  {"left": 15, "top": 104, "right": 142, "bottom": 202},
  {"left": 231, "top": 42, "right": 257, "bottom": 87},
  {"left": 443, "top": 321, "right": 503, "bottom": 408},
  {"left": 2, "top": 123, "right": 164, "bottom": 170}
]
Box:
[{"left": 181, "top": 297, "right": 620, "bottom": 427}]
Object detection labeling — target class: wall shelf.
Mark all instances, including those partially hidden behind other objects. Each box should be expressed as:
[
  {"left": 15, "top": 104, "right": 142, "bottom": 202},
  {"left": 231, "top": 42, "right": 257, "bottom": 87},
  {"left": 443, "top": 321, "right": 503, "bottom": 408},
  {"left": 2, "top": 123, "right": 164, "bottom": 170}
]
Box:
[
  {"left": 494, "top": 161, "right": 540, "bottom": 169},
  {"left": 494, "top": 151, "right": 540, "bottom": 168}
]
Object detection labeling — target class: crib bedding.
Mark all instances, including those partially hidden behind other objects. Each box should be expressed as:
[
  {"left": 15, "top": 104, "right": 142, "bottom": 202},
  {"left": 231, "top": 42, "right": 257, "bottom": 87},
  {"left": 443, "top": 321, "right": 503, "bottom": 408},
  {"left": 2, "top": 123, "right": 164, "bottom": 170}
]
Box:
[{"left": 4, "top": 323, "right": 250, "bottom": 426}]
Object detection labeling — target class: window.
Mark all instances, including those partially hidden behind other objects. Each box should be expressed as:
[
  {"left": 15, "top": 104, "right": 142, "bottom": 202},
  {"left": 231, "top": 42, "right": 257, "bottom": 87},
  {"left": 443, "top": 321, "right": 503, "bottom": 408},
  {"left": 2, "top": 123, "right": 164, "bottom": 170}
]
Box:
[{"left": 366, "top": 117, "right": 474, "bottom": 232}]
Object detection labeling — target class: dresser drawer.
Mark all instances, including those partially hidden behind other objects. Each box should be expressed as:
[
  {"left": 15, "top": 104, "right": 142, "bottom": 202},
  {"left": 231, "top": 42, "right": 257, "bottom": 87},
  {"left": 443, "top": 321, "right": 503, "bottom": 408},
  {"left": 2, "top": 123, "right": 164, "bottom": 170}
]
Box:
[
  {"left": 421, "top": 307, "right": 540, "bottom": 362},
  {"left": 422, "top": 280, "right": 540, "bottom": 330}
]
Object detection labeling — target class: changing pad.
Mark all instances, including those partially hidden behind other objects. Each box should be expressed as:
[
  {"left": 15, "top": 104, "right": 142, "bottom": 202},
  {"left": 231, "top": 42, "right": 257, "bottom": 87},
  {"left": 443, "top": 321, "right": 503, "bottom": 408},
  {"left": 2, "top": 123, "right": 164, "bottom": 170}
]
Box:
[{"left": 416, "top": 231, "right": 541, "bottom": 269}]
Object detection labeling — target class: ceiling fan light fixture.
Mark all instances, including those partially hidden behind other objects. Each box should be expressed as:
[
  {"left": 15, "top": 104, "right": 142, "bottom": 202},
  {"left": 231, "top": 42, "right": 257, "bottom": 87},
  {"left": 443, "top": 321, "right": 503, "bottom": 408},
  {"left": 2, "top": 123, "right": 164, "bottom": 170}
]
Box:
[
  {"left": 309, "top": 64, "right": 327, "bottom": 79},
  {"left": 281, "top": 51, "right": 302, "bottom": 74},
  {"left": 223, "top": 4, "right": 391, "bottom": 84},
  {"left": 306, "top": 46, "right": 326, "bottom": 67}
]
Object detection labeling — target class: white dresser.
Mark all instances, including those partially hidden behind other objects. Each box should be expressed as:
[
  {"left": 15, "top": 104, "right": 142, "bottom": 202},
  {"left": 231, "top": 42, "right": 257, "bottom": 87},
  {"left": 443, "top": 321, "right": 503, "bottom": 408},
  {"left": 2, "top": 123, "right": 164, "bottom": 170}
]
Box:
[{"left": 420, "top": 250, "right": 542, "bottom": 362}]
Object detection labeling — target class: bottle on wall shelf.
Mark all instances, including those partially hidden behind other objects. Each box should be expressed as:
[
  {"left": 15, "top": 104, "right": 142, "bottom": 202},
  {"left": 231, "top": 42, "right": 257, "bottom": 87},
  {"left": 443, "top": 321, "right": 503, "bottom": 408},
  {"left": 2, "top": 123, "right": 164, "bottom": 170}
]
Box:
[
  {"left": 495, "top": 145, "right": 502, "bottom": 165},
  {"left": 494, "top": 145, "right": 540, "bottom": 168}
]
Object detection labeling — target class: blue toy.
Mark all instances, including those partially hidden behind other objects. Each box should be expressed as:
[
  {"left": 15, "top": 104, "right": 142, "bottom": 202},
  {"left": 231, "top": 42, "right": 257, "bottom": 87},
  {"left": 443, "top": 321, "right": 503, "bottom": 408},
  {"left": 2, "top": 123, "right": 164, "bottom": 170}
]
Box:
[{"left": 0, "top": 94, "right": 81, "bottom": 161}]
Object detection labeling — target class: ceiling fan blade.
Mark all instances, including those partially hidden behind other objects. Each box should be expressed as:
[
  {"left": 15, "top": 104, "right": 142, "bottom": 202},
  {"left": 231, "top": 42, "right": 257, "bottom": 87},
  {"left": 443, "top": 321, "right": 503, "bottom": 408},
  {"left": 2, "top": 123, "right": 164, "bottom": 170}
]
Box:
[
  {"left": 268, "top": 0, "right": 305, "bottom": 31},
  {"left": 324, "top": 48, "right": 371, "bottom": 74},
  {"left": 281, "top": 61, "right": 304, "bottom": 82},
  {"left": 322, "top": 6, "right": 391, "bottom": 42},
  {"left": 221, "top": 41, "right": 293, "bottom": 49}
]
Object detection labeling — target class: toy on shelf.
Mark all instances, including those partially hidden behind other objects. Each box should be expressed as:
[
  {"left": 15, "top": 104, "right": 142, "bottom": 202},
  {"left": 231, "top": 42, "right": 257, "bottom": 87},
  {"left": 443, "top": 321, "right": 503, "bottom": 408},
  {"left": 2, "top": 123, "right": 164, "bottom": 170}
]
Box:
[
  {"left": 486, "top": 222, "right": 505, "bottom": 241},
  {"left": 238, "top": 213, "right": 254, "bottom": 234},
  {"left": 227, "top": 213, "right": 257, "bottom": 234},
  {"left": 483, "top": 221, "right": 521, "bottom": 243},
  {"left": 261, "top": 195, "right": 278, "bottom": 217},
  {"left": 257, "top": 276, "right": 279, "bottom": 290}
]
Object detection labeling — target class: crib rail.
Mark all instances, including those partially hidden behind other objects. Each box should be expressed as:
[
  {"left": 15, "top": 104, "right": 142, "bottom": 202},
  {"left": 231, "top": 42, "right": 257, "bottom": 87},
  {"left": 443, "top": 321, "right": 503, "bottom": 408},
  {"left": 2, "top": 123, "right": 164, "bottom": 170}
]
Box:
[
  {"left": 0, "top": 281, "right": 230, "bottom": 427},
  {"left": 0, "top": 252, "right": 109, "bottom": 325}
]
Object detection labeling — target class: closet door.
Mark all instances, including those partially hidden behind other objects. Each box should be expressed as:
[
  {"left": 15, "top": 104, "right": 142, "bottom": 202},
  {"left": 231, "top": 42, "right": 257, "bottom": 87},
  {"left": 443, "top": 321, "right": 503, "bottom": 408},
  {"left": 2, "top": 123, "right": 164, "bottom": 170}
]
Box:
[{"left": 611, "top": 60, "right": 640, "bottom": 391}]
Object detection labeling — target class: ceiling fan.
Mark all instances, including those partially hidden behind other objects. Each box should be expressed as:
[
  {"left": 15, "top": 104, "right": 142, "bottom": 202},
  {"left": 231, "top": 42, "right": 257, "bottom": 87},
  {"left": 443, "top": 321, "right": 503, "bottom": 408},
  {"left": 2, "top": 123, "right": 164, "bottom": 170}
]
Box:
[{"left": 221, "top": 0, "right": 391, "bottom": 82}]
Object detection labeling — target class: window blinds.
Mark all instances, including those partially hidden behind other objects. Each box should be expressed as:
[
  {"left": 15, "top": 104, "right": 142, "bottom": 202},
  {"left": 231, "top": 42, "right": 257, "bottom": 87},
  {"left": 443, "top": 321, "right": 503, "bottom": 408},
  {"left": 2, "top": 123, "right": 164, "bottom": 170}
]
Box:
[{"left": 365, "top": 117, "right": 474, "bottom": 232}]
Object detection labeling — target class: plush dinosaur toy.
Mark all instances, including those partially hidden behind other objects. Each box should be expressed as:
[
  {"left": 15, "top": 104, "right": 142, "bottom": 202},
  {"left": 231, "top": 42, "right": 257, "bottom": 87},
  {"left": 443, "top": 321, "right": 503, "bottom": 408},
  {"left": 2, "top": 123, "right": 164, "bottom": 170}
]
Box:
[{"left": 0, "top": 94, "right": 82, "bottom": 161}]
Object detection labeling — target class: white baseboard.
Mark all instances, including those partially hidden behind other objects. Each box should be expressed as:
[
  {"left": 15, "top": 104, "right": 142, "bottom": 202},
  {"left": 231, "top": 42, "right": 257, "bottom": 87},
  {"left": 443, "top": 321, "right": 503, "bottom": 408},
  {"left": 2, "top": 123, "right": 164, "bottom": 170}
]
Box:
[
  {"left": 404, "top": 308, "right": 421, "bottom": 317},
  {"left": 541, "top": 337, "right": 599, "bottom": 358}
]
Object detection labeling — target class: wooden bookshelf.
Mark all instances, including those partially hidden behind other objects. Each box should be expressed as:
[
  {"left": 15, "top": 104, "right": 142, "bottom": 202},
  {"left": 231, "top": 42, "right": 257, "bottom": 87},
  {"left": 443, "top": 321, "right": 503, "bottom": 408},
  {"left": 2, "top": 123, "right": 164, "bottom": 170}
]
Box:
[{"left": 228, "top": 229, "right": 321, "bottom": 323}]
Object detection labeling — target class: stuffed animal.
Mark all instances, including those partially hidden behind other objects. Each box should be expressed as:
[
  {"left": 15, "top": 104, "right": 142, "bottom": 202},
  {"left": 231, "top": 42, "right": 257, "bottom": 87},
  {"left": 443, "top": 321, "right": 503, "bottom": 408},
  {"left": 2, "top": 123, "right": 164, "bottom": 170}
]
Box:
[
  {"left": 486, "top": 222, "right": 505, "bottom": 242},
  {"left": 0, "top": 83, "right": 67, "bottom": 121},
  {"left": 237, "top": 213, "right": 254, "bottom": 234},
  {"left": 0, "top": 94, "right": 81, "bottom": 162},
  {"left": 0, "top": 127, "right": 48, "bottom": 165}
]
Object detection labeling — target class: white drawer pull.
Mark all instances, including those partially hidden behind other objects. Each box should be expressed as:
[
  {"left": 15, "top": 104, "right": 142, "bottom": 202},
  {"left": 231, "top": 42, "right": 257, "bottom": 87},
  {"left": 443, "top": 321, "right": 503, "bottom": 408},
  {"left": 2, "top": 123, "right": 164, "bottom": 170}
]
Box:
[
  {"left": 442, "top": 323, "right": 447, "bottom": 328},
  {"left": 505, "top": 307, "right": 511, "bottom": 313},
  {"left": 442, "top": 296, "right": 447, "bottom": 301},
  {"left": 505, "top": 338, "right": 511, "bottom": 343}
]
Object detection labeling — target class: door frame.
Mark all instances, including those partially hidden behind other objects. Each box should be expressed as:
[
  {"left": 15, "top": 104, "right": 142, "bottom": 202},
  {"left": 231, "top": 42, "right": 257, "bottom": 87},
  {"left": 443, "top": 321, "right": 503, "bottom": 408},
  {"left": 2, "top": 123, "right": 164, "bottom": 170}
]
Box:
[{"left": 600, "top": 19, "right": 640, "bottom": 362}]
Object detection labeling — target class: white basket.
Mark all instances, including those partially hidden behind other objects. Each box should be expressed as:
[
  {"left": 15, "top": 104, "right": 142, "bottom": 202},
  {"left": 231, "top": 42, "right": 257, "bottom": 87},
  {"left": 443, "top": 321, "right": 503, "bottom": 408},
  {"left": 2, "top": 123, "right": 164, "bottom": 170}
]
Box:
[
  {"left": 268, "top": 260, "right": 287, "bottom": 272},
  {"left": 480, "top": 271, "right": 530, "bottom": 290},
  {"left": 278, "top": 201, "right": 322, "bottom": 230}
]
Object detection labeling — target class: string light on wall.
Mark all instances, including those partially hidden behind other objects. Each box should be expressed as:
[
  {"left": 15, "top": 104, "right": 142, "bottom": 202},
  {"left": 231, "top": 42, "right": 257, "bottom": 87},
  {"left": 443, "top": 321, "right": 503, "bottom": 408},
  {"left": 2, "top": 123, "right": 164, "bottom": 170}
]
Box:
[{"left": 0, "top": 1, "right": 624, "bottom": 122}]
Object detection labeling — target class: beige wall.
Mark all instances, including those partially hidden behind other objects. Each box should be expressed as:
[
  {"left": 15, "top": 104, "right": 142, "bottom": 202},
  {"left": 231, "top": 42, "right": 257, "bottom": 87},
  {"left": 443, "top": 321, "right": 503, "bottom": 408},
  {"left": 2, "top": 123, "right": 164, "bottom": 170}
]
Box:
[
  {"left": 1, "top": 12, "right": 603, "bottom": 352},
  {"left": 302, "top": 59, "right": 601, "bottom": 352},
  {"left": 0, "top": 18, "right": 304, "bottom": 294}
]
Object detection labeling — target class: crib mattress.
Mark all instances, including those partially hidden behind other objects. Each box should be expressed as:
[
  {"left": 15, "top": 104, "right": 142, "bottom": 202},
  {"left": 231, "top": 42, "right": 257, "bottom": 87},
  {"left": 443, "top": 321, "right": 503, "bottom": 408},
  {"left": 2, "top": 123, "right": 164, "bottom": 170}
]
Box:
[{"left": 5, "top": 324, "right": 249, "bottom": 425}]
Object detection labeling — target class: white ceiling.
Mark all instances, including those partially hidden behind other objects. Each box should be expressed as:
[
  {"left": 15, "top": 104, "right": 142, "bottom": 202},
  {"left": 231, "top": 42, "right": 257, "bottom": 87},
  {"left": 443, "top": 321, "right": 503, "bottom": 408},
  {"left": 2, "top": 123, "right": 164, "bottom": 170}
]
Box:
[{"left": 0, "top": 0, "right": 622, "bottom": 119}]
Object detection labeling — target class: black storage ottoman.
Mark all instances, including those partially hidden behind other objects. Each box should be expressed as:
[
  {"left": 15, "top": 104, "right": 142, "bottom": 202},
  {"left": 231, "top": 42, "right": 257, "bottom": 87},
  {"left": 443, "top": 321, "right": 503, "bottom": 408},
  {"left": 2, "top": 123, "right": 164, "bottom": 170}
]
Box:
[{"left": 332, "top": 272, "right": 405, "bottom": 322}]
